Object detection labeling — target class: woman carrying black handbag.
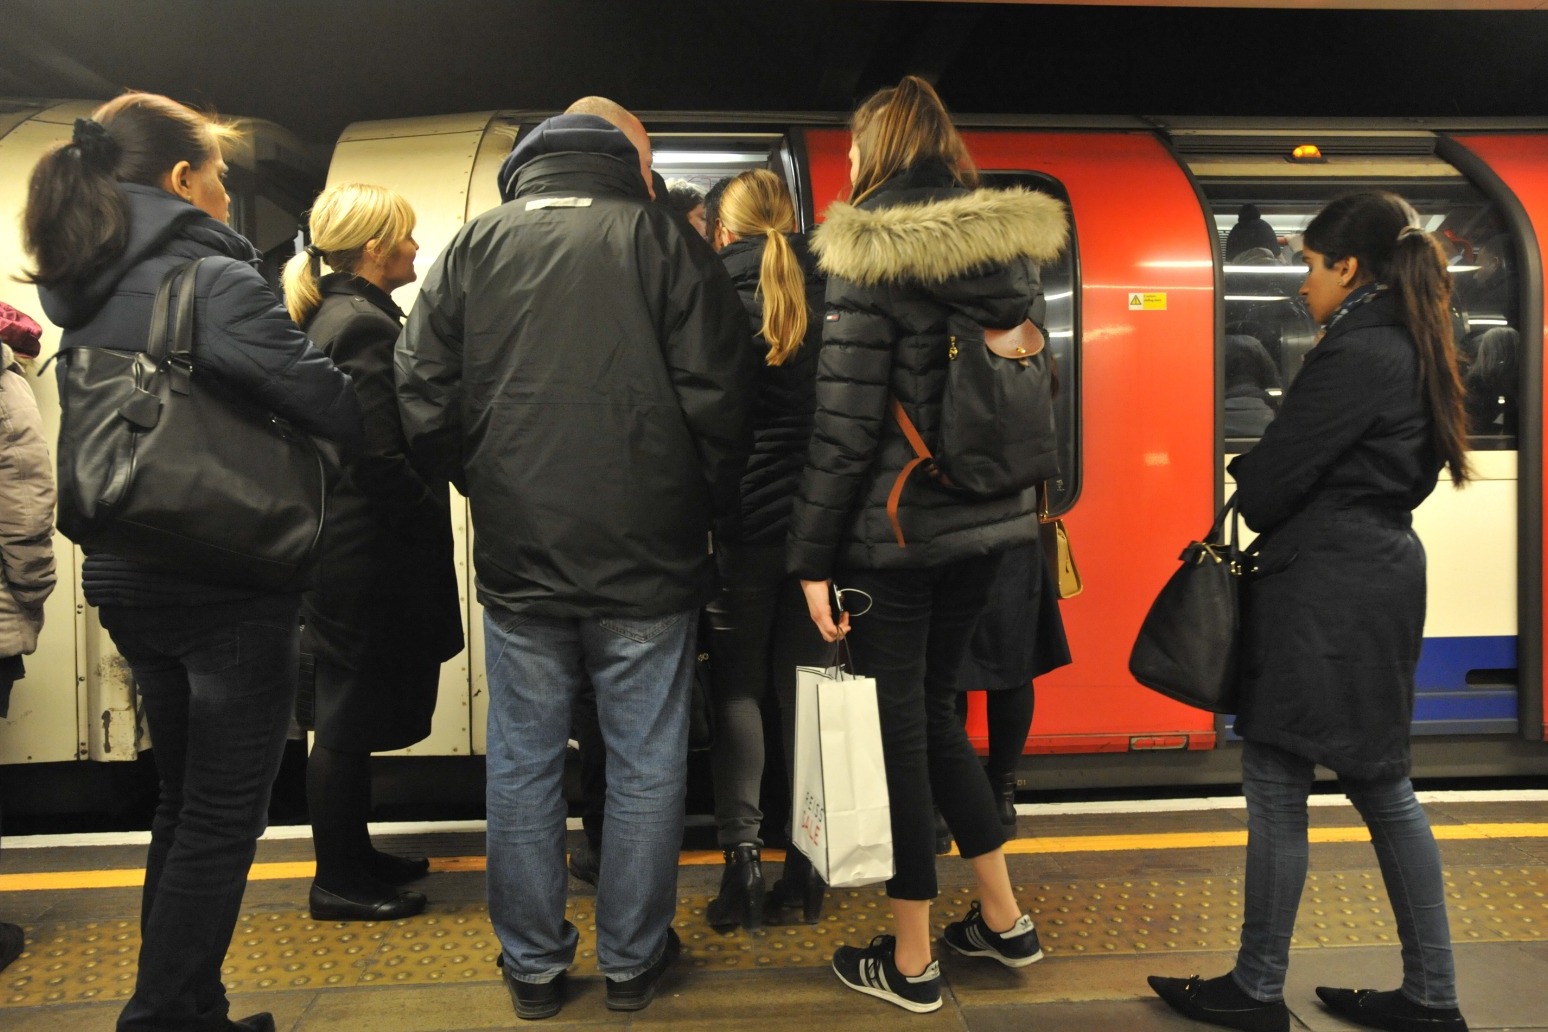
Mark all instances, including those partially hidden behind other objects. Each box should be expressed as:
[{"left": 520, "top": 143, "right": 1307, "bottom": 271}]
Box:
[
  {"left": 1148, "top": 192, "right": 1473, "bottom": 1032},
  {"left": 283, "top": 183, "right": 464, "bottom": 923},
  {"left": 24, "top": 92, "right": 364, "bottom": 1032}
]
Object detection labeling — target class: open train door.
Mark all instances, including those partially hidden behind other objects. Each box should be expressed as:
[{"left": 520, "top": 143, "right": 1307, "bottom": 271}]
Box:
[
  {"left": 800, "top": 127, "right": 1222, "bottom": 782},
  {"left": 1442, "top": 132, "right": 1548, "bottom": 744}
]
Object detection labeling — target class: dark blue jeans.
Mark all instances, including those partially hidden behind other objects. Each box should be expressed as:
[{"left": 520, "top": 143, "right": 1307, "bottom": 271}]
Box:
[
  {"left": 105, "top": 599, "right": 300, "bottom": 1032},
  {"left": 1233, "top": 740, "right": 1459, "bottom": 1007}
]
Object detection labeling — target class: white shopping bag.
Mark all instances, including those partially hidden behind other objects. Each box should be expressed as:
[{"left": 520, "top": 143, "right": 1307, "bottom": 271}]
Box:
[{"left": 790, "top": 663, "right": 894, "bottom": 888}]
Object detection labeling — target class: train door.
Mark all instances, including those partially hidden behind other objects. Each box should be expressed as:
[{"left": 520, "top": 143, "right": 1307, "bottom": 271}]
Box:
[
  {"left": 799, "top": 128, "right": 1223, "bottom": 762},
  {"left": 1182, "top": 130, "right": 1539, "bottom": 752}
]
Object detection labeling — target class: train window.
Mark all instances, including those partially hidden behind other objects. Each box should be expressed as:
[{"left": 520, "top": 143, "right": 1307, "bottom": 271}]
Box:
[
  {"left": 648, "top": 133, "right": 793, "bottom": 230},
  {"left": 981, "top": 171, "right": 1080, "bottom": 514},
  {"left": 1203, "top": 181, "right": 1521, "bottom": 453}
]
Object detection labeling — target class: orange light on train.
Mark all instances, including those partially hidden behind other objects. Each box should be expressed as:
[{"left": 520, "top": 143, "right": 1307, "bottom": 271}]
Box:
[{"left": 1289, "top": 144, "right": 1326, "bottom": 163}]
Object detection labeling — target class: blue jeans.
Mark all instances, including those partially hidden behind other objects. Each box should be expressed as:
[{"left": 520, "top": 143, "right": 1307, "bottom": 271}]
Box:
[
  {"left": 1233, "top": 740, "right": 1458, "bottom": 1007},
  {"left": 104, "top": 599, "right": 300, "bottom": 1032},
  {"left": 483, "top": 607, "right": 694, "bottom": 982}
]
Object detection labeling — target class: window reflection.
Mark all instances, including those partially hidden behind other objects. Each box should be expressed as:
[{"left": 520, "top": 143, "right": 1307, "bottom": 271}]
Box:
[{"left": 1204, "top": 186, "right": 1521, "bottom": 453}]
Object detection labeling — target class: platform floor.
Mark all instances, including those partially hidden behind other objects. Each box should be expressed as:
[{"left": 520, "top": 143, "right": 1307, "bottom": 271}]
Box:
[{"left": 2, "top": 794, "right": 1545, "bottom": 1030}]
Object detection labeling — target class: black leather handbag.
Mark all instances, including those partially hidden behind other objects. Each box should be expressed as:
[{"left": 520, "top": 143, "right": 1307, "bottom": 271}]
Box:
[
  {"left": 1128, "top": 492, "right": 1252, "bottom": 713},
  {"left": 55, "top": 258, "right": 335, "bottom": 591}
]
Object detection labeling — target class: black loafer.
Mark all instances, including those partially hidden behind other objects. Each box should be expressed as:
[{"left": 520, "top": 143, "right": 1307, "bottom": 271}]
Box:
[
  {"left": 1148, "top": 973, "right": 1289, "bottom": 1032},
  {"left": 229, "top": 1013, "right": 276, "bottom": 1032},
  {"left": 503, "top": 968, "right": 566, "bottom": 1021},
  {"left": 605, "top": 928, "right": 680, "bottom": 1011},
  {"left": 1316, "top": 987, "right": 1469, "bottom": 1032},
  {"left": 308, "top": 883, "right": 427, "bottom": 922}
]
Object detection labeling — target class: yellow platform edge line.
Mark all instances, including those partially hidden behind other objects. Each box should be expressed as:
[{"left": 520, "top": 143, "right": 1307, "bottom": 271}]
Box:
[{"left": 2, "top": 821, "right": 1543, "bottom": 893}]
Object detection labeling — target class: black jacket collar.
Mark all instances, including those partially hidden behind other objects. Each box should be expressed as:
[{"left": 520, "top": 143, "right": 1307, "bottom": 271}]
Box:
[
  {"left": 510, "top": 151, "right": 649, "bottom": 203},
  {"left": 318, "top": 272, "right": 405, "bottom": 322}
]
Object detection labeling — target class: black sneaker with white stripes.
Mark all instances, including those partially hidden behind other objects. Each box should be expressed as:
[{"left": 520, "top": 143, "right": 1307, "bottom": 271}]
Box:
[
  {"left": 942, "top": 900, "right": 1044, "bottom": 968},
  {"left": 831, "top": 935, "right": 942, "bottom": 1013}
]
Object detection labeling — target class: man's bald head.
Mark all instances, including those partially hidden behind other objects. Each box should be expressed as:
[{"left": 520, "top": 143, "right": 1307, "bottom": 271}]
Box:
[{"left": 565, "top": 96, "right": 653, "bottom": 198}]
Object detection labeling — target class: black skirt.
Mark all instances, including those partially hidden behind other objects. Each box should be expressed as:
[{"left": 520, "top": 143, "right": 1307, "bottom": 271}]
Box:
[{"left": 955, "top": 541, "right": 1071, "bottom": 692}]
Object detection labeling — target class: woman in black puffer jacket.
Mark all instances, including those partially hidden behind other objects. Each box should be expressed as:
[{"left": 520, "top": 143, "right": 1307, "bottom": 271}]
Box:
[
  {"left": 789, "top": 77, "right": 1068, "bottom": 1014},
  {"left": 703, "top": 169, "right": 831, "bottom": 930},
  {"left": 24, "top": 93, "right": 363, "bottom": 1032}
]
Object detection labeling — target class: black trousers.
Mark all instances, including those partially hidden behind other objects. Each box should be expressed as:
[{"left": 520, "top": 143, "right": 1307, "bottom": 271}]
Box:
[
  {"left": 704, "top": 541, "right": 830, "bottom": 847},
  {"left": 838, "top": 553, "right": 1006, "bottom": 900}
]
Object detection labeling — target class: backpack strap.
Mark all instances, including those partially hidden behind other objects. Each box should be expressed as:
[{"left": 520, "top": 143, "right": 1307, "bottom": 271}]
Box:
[{"left": 886, "top": 396, "right": 933, "bottom": 548}]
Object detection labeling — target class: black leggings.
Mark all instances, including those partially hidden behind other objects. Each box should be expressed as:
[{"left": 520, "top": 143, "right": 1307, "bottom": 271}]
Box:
[
  {"left": 838, "top": 553, "right": 1006, "bottom": 901},
  {"left": 954, "top": 682, "right": 1035, "bottom": 781}
]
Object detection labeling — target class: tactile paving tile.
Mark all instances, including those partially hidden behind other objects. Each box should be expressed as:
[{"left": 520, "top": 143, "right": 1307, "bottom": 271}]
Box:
[{"left": 4, "top": 866, "right": 1544, "bottom": 1007}]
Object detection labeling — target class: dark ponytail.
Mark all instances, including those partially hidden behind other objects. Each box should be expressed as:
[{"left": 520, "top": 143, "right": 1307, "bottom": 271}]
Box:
[
  {"left": 23, "top": 92, "right": 225, "bottom": 290},
  {"left": 1303, "top": 191, "right": 1471, "bottom": 486}
]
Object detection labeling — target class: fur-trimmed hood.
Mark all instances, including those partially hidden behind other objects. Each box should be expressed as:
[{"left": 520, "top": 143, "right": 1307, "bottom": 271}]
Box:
[{"left": 811, "top": 186, "right": 1068, "bottom": 287}]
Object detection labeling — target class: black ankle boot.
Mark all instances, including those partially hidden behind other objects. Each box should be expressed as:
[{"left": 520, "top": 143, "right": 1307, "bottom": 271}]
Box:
[
  {"left": 768, "top": 847, "right": 824, "bottom": 924},
  {"left": 705, "top": 843, "right": 765, "bottom": 931},
  {"left": 994, "top": 772, "right": 1018, "bottom": 835}
]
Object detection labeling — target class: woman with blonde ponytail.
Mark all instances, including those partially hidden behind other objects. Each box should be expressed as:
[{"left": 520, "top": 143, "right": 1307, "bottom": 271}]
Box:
[
  {"left": 288, "top": 184, "right": 464, "bottom": 923},
  {"left": 700, "top": 168, "right": 831, "bottom": 931},
  {"left": 1150, "top": 192, "right": 1472, "bottom": 1032}
]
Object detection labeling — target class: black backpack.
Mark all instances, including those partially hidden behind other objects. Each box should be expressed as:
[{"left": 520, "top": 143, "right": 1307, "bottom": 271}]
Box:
[{"left": 886, "top": 317, "right": 1059, "bottom": 547}]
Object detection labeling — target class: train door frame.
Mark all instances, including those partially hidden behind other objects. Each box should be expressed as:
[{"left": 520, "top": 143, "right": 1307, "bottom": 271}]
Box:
[{"left": 1441, "top": 133, "right": 1548, "bottom": 744}]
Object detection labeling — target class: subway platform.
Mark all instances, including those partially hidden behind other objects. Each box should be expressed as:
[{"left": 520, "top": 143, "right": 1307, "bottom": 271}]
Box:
[{"left": 1, "top": 792, "right": 1545, "bottom": 1031}]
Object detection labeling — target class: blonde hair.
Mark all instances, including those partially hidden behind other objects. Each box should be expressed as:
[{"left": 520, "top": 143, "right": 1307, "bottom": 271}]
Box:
[
  {"left": 719, "top": 170, "right": 806, "bottom": 365},
  {"left": 282, "top": 183, "right": 415, "bottom": 325},
  {"left": 849, "top": 75, "right": 977, "bottom": 204}
]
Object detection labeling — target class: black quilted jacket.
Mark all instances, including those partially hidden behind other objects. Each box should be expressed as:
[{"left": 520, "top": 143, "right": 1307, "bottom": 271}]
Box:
[
  {"left": 717, "top": 232, "right": 823, "bottom": 546},
  {"left": 786, "top": 162, "right": 1068, "bottom": 578}
]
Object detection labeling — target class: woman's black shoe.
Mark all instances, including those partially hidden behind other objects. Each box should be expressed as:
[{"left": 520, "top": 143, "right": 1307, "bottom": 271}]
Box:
[
  {"left": 309, "top": 882, "right": 427, "bottom": 921},
  {"left": 1315, "top": 987, "right": 1469, "bottom": 1032},
  {"left": 767, "top": 848, "right": 825, "bottom": 924},
  {"left": 1147, "top": 972, "right": 1289, "bottom": 1032},
  {"left": 994, "top": 771, "right": 1018, "bottom": 835},
  {"left": 366, "top": 850, "right": 431, "bottom": 886},
  {"left": 705, "top": 843, "right": 765, "bottom": 931}
]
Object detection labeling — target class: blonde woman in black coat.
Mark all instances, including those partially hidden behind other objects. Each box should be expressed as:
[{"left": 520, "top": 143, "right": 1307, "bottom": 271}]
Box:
[
  {"left": 283, "top": 184, "right": 463, "bottom": 922},
  {"left": 702, "top": 169, "right": 830, "bottom": 930},
  {"left": 1150, "top": 192, "right": 1473, "bottom": 1032},
  {"left": 790, "top": 76, "right": 1068, "bottom": 1013}
]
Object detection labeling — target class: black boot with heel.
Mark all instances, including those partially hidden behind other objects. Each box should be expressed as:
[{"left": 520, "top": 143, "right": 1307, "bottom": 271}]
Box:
[
  {"left": 767, "top": 846, "right": 824, "bottom": 924},
  {"left": 706, "top": 843, "right": 765, "bottom": 931}
]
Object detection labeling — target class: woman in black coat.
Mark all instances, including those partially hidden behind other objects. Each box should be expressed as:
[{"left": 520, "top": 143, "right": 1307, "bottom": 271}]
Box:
[
  {"left": 790, "top": 76, "right": 1068, "bottom": 1014},
  {"left": 283, "top": 184, "right": 463, "bottom": 922},
  {"left": 1150, "top": 192, "right": 1473, "bottom": 1032},
  {"left": 701, "top": 169, "right": 830, "bottom": 930},
  {"left": 26, "top": 93, "right": 365, "bottom": 1032}
]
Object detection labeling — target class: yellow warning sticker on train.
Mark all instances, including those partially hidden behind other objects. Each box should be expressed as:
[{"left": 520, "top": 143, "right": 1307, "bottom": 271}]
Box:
[{"left": 1128, "top": 292, "right": 1167, "bottom": 311}]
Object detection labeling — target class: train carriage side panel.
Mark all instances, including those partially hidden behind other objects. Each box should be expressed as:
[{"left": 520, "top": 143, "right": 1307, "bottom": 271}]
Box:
[
  {"left": 801, "top": 128, "right": 1219, "bottom": 753},
  {"left": 1447, "top": 133, "right": 1548, "bottom": 742}
]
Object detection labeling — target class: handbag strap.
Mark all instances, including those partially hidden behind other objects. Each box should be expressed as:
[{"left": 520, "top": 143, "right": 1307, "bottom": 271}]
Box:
[
  {"left": 886, "top": 396, "right": 932, "bottom": 548},
  {"left": 146, "top": 260, "right": 208, "bottom": 395}
]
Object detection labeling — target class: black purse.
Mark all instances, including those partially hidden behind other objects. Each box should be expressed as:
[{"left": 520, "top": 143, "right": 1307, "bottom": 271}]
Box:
[
  {"left": 1128, "top": 492, "right": 1253, "bottom": 713},
  {"left": 55, "top": 258, "right": 336, "bottom": 591}
]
